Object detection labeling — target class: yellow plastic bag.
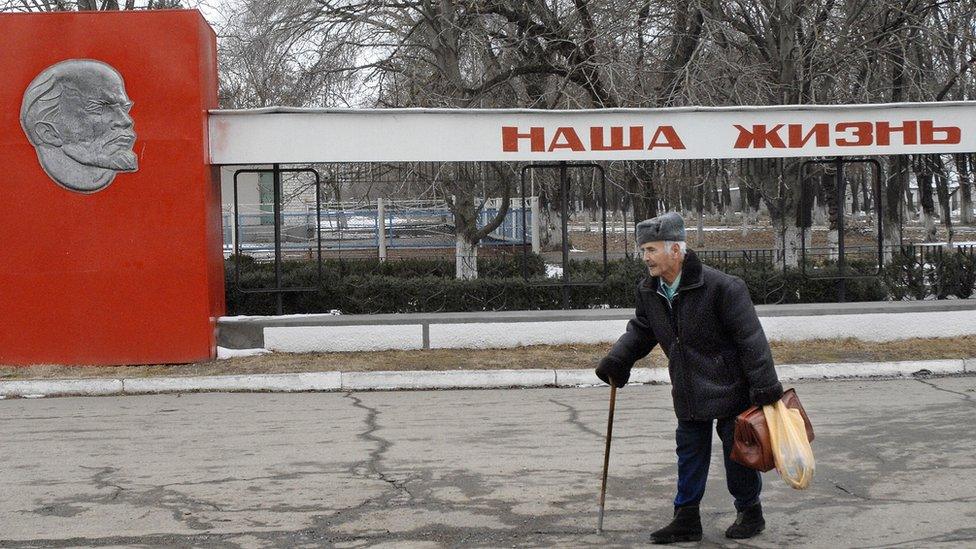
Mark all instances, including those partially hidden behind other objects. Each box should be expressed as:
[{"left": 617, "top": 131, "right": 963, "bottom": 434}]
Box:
[{"left": 762, "top": 400, "right": 815, "bottom": 489}]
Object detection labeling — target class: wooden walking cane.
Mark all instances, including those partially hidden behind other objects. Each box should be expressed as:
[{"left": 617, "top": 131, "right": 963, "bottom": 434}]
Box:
[{"left": 597, "top": 378, "right": 617, "bottom": 534}]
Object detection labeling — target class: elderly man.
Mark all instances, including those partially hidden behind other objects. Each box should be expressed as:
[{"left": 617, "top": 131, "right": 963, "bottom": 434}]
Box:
[
  {"left": 20, "top": 59, "right": 137, "bottom": 193},
  {"left": 595, "top": 212, "right": 783, "bottom": 544}
]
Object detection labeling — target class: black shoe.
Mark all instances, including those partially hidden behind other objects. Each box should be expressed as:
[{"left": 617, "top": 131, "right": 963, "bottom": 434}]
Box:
[
  {"left": 725, "top": 502, "right": 765, "bottom": 539},
  {"left": 650, "top": 505, "right": 703, "bottom": 544}
]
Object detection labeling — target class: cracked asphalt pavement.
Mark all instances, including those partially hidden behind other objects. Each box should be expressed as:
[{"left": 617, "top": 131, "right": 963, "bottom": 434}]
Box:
[{"left": 1, "top": 375, "right": 974, "bottom": 548}]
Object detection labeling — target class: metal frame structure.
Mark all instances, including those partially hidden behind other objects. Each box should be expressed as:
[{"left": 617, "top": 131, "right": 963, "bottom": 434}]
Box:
[
  {"left": 233, "top": 165, "right": 322, "bottom": 315},
  {"left": 521, "top": 162, "right": 608, "bottom": 309},
  {"left": 799, "top": 158, "right": 884, "bottom": 301}
]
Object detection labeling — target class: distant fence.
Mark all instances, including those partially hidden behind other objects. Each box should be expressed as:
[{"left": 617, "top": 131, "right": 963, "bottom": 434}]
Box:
[
  {"left": 223, "top": 197, "right": 539, "bottom": 258},
  {"left": 698, "top": 243, "right": 976, "bottom": 269}
]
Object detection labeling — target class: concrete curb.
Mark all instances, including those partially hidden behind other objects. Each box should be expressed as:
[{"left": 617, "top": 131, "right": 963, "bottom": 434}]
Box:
[
  {"left": 342, "top": 369, "right": 554, "bottom": 391},
  {"left": 0, "top": 378, "right": 123, "bottom": 398},
  {"left": 775, "top": 359, "right": 965, "bottom": 380},
  {"left": 0, "top": 359, "right": 969, "bottom": 399},
  {"left": 122, "top": 372, "right": 342, "bottom": 395}
]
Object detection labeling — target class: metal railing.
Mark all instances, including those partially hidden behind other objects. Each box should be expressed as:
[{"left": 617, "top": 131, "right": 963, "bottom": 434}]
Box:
[{"left": 224, "top": 198, "right": 536, "bottom": 258}]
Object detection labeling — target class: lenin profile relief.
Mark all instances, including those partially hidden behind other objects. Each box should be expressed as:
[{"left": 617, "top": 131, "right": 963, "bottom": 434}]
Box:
[{"left": 20, "top": 59, "right": 137, "bottom": 193}]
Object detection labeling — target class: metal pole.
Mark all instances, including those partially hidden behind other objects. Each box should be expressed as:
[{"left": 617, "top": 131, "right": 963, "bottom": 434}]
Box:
[
  {"left": 531, "top": 196, "right": 541, "bottom": 254},
  {"left": 521, "top": 167, "right": 529, "bottom": 280},
  {"left": 560, "top": 162, "right": 570, "bottom": 309},
  {"left": 229, "top": 211, "right": 236, "bottom": 259},
  {"left": 233, "top": 172, "right": 242, "bottom": 292},
  {"left": 597, "top": 382, "right": 617, "bottom": 534},
  {"left": 623, "top": 207, "right": 629, "bottom": 259},
  {"left": 273, "top": 163, "right": 283, "bottom": 315},
  {"left": 601, "top": 168, "right": 608, "bottom": 277},
  {"left": 835, "top": 157, "right": 847, "bottom": 303},
  {"left": 315, "top": 170, "right": 323, "bottom": 283},
  {"left": 377, "top": 197, "right": 387, "bottom": 262},
  {"left": 874, "top": 160, "right": 884, "bottom": 272}
]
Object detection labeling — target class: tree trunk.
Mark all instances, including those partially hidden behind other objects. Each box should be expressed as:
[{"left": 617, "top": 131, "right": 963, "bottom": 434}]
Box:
[
  {"left": 886, "top": 31, "right": 909, "bottom": 256},
  {"left": 746, "top": 185, "right": 762, "bottom": 223},
  {"left": 797, "top": 172, "right": 817, "bottom": 256},
  {"left": 765, "top": 159, "right": 802, "bottom": 269},
  {"left": 884, "top": 156, "right": 908, "bottom": 260},
  {"left": 455, "top": 234, "right": 478, "bottom": 280},
  {"left": 913, "top": 155, "right": 938, "bottom": 242},
  {"left": 920, "top": 190, "right": 937, "bottom": 242},
  {"left": 543, "top": 209, "right": 564, "bottom": 248},
  {"left": 537, "top": 172, "right": 562, "bottom": 248},
  {"left": 822, "top": 173, "right": 840, "bottom": 261},
  {"left": 933, "top": 156, "right": 953, "bottom": 245},
  {"left": 445, "top": 163, "right": 513, "bottom": 281},
  {"left": 738, "top": 172, "right": 754, "bottom": 236},
  {"left": 695, "top": 185, "right": 705, "bottom": 248},
  {"left": 860, "top": 171, "right": 872, "bottom": 215},
  {"left": 775, "top": 226, "right": 802, "bottom": 269},
  {"left": 813, "top": 198, "right": 826, "bottom": 226},
  {"left": 957, "top": 154, "right": 973, "bottom": 224},
  {"left": 628, "top": 161, "right": 658, "bottom": 223},
  {"left": 965, "top": 188, "right": 974, "bottom": 226},
  {"left": 707, "top": 168, "right": 719, "bottom": 215},
  {"left": 720, "top": 166, "right": 733, "bottom": 223}
]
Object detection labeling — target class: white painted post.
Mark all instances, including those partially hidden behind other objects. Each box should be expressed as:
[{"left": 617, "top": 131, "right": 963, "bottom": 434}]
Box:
[
  {"left": 377, "top": 197, "right": 387, "bottom": 262},
  {"left": 531, "top": 196, "right": 541, "bottom": 254},
  {"left": 229, "top": 210, "right": 237, "bottom": 254}
]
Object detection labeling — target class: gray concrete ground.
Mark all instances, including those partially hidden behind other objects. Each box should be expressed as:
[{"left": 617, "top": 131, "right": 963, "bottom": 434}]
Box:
[{"left": 1, "top": 375, "right": 974, "bottom": 548}]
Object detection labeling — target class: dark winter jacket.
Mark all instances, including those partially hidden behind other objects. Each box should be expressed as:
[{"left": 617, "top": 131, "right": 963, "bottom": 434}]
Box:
[{"left": 597, "top": 250, "right": 783, "bottom": 420}]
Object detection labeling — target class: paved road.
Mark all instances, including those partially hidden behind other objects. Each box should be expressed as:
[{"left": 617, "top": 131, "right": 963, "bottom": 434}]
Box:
[{"left": 1, "top": 375, "right": 974, "bottom": 548}]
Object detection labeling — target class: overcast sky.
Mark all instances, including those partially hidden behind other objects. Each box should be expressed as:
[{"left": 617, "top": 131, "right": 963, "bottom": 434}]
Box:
[{"left": 185, "top": 0, "right": 227, "bottom": 28}]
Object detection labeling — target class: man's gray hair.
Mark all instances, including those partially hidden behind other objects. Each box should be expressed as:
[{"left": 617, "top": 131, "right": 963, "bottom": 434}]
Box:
[{"left": 664, "top": 240, "right": 687, "bottom": 255}]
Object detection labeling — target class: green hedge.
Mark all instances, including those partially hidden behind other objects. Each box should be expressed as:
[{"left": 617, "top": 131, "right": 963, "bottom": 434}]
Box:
[
  {"left": 227, "top": 252, "right": 547, "bottom": 279},
  {"left": 225, "top": 249, "right": 975, "bottom": 315},
  {"left": 884, "top": 245, "right": 976, "bottom": 300}
]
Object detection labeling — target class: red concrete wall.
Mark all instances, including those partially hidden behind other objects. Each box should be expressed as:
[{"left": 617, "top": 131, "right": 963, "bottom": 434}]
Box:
[{"left": 0, "top": 10, "right": 224, "bottom": 365}]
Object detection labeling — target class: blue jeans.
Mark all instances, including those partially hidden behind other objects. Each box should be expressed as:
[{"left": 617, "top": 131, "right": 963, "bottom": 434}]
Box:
[{"left": 673, "top": 417, "right": 761, "bottom": 511}]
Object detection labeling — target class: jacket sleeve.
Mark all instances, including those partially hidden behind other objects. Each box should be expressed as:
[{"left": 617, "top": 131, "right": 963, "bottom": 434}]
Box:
[
  {"left": 720, "top": 276, "right": 783, "bottom": 406},
  {"left": 605, "top": 283, "right": 658, "bottom": 373}
]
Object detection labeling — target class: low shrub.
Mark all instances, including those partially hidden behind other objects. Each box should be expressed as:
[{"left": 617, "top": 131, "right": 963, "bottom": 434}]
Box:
[{"left": 225, "top": 246, "right": 970, "bottom": 315}]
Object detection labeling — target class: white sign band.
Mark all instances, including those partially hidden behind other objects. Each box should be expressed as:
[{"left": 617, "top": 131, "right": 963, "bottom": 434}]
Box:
[{"left": 208, "top": 102, "right": 976, "bottom": 164}]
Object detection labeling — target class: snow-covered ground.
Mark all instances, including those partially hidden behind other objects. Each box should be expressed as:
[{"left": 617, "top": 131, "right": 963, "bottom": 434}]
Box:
[
  {"left": 217, "top": 347, "right": 270, "bottom": 360},
  {"left": 567, "top": 224, "right": 755, "bottom": 233}
]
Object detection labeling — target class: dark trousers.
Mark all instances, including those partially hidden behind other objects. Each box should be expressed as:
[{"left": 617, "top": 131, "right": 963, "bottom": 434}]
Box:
[{"left": 673, "top": 417, "right": 761, "bottom": 511}]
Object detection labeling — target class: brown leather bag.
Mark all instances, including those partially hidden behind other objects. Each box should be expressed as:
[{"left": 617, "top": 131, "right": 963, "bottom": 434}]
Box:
[{"left": 730, "top": 388, "right": 814, "bottom": 472}]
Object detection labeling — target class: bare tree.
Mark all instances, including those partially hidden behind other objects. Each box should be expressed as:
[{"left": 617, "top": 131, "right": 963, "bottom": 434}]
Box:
[{"left": 18, "top": 0, "right": 976, "bottom": 266}]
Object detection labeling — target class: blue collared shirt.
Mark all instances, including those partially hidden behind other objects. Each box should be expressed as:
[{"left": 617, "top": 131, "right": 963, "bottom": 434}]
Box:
[{"left": 658, "top": 273, "right": 682, "bottom": 305}]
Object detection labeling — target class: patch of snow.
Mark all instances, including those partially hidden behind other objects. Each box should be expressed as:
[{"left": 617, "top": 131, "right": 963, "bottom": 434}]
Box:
[
  {"left": 221, "top": 313, "right": 343, "bottom": 320},
  {"left": 922, "top": 241, "right": 976, "bottom": 247},
  {"left": 566, "top": 224, "right": 767, "bottom": 234},
  {"left": 217, "top": 347, "right": 271, "bottom": 360},
  {"left": 318, "top": 214, "right": 377, "bottom": 230},
  {"left": 545, "top": 264, "right": 563, "bottom": 278}
]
